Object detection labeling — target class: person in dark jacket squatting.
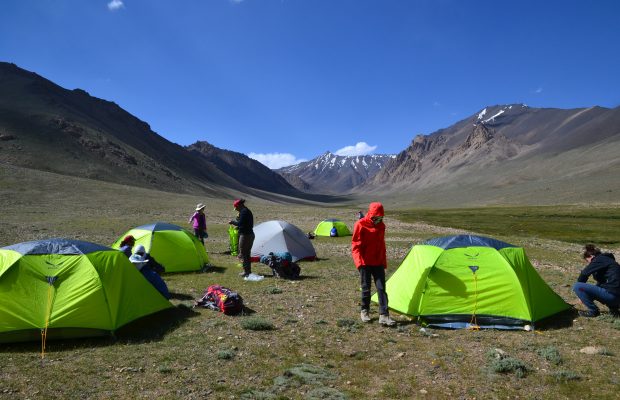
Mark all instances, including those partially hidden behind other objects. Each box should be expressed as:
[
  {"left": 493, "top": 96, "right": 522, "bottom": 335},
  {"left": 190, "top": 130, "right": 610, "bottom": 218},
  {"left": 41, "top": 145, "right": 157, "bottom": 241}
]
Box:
[
  {"left": 229, "top": 199, "right": 254, "bottom": 278},
  {"left": 573, "top": 244, "right": 620, "bottom": 317},
  {"left": 352, "top": 202, "right": 396, "bottom": 326}
]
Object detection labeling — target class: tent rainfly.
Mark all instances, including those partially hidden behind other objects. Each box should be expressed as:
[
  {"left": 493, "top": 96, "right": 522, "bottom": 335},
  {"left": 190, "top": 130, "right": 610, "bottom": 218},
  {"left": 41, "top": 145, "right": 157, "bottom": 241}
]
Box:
[
  {"left": 251, "top": 220, "right": 316, "bottom": 262},
  {"left": 112, "top": 222, "right": 209, "bottom": 273},
  {"left": 0, "top": 238, "right": 172, "bottom": 343},
  {"left": 314, "top": 219, "right": 351, "bottom": 237}
]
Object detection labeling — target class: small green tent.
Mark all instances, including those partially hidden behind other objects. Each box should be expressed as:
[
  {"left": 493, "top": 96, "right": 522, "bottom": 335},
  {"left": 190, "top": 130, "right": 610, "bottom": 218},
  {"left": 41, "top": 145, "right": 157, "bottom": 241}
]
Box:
[
  {"left": 376, "top": 235, "right": 570, "bottom": 329},
  {"left": 314, "top": 219, "right": 351, "bottom": 237},
  {"left": 112, "top": 222, "right": 209, "bottom": 273},
  {"left": 0, "top": 238, "right": 172, "bottom": 343}
]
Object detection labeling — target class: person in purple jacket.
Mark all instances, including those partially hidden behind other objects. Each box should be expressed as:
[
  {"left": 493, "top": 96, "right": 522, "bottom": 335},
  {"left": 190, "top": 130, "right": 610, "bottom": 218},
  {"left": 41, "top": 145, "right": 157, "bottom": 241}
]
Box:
[{"left": 189, "top": 203, "right": 208, "bottom": 245}]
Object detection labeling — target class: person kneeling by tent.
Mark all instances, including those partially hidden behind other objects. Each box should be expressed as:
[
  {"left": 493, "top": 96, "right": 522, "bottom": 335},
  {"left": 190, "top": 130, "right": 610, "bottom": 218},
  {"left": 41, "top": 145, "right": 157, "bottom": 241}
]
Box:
[
  {"left": 130, "top": 245, "right": 171, "bottom": 299},
  {"left": 573, "top": 244, "right": 620, "bottom": 318}
]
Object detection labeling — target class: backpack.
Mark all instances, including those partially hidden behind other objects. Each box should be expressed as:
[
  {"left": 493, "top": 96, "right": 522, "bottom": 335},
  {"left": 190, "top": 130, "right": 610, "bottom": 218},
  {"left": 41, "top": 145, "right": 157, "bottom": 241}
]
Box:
[
  {"left": 261, "top": 253, "right": 301, "bottom": 280},
  {"left": 194, "top": 285, "right": 244, "bottom": 315},
  {"left": 330, "top": 227, "right": 338, "bottom": 237}
]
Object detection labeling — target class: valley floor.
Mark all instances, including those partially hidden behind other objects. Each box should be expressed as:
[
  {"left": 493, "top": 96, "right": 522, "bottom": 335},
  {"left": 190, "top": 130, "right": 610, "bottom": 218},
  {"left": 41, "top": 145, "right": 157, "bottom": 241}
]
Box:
[{"left": 1, "top": 168, "right": 620, "bottom": 399}]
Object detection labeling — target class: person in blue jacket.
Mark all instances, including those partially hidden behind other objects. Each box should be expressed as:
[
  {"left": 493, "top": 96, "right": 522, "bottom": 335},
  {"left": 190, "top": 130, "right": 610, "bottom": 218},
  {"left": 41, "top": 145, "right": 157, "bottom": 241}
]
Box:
[{"left": 573, "top": 244, "right": 620, "bottom": 317}]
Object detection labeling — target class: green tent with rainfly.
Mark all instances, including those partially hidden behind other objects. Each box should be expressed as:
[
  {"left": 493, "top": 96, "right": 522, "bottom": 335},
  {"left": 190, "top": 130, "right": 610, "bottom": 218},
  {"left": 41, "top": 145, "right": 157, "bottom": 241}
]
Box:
[
  {"left": 314, "top": 219, "right": 351, "bottom": 237},
  {"left": 112, "top": 222, "right": 209, "bottom": 273},
  {"left": 0, "top": 238, "right": 172, "bottom": 344},
  {"left": 376, "top": 235, "right": 570, "bottom": 330}
]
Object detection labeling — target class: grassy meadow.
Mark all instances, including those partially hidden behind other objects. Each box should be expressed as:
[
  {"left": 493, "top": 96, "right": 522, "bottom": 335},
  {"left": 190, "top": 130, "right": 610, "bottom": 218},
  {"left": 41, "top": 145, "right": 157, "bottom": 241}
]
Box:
[{"left": 2, "top": 165, "right": 620, "bottom": 399}]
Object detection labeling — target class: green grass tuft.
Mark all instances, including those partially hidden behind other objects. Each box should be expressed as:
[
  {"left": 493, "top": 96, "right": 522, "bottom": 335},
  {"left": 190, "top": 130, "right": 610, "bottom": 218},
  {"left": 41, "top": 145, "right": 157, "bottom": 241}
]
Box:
[
  {"left": 552, "top": 370, "right": 581, "bottom": 382},
  {"left": 536, "top": 346, "right": 563, "bottom": 365},
  {"left": 217, "top": 349, "right": 235, "bottom": 360},
  {"left": 241, "top": 317, "right": 275, "bottom": 331},
  {"left": 306, "top": 386, "right": 348, "bottom": 400},
  {"left": 266, "top": 287, "right": 283, "bottom": 294}
]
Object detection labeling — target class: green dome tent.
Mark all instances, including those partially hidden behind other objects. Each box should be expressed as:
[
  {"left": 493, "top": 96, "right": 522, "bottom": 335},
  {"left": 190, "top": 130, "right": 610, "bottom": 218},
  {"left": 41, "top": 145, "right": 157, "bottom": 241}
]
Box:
[
  {"left": 112, "top": 222, "right": 209, "bottom": 273},
  {"left": 314, "top": 219, "right": 351, "bottom": 237},
  {"left": 376, "top": 235, "right": 570, "bottom": 330},
  {"left": 0, "top": 238, "right": 172, "bottom": 343}
]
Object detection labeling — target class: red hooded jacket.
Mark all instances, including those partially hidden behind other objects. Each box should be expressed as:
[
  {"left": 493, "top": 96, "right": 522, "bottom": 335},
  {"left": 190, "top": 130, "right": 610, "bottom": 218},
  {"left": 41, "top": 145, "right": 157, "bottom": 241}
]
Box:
[{"left": 351, "top": 202, "right": 387, "bottom": 269}]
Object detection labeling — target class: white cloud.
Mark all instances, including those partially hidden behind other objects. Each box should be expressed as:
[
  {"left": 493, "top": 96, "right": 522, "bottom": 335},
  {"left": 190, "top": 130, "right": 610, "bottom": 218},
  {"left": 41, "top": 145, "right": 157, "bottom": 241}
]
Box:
[
  {"left": 107, "top": 0, "right": 124, "bottom": 11},
  {"left": 535, "top": 87, "right": 543, "bottom": 94},
  {"left": 334, "top": 142, "right": 377, "bottom": 156},
  {"left": 433, "top": 101, "right": 441, "bottom": 107},
  {"left": 248, "top": 152, "right": 306, "bottom": 169}
]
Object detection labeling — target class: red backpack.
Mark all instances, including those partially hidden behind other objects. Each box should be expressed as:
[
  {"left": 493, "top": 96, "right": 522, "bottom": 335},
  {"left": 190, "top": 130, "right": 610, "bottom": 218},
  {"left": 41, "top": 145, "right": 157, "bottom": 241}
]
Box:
[{"left": 194, "top": 285, "right": 244, "bottom": 315}]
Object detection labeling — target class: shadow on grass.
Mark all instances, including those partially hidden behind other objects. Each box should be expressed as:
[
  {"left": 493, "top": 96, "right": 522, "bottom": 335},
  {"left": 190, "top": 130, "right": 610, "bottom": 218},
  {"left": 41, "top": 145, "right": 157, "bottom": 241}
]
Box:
[
  {"left": 115, "top": 304, "right": 199, "bottom": 342},
  {"left": 535, "top": 308, "right": 577, "bottom": 331},
  {"left": 0, "top": 305, "right": 198, "bottom": 354},
  {"left": 202, "top": 265, "right": 227, "bottom": 274},
  {"left": 296, "top": 275, "right": 320, "bottom": 281},
  {"left": 242, "top": 306, "right": 257, "bottom": 316},
  {"left": 169, "top": 291, "right": 195, "bottom": 300}
]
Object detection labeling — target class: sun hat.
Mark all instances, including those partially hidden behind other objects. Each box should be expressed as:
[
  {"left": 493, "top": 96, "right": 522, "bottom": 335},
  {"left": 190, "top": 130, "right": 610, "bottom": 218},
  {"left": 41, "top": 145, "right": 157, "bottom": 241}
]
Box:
[
  {"left": 233, "top": 199, "right": 245, "bottom": 208},
  {"left": 129, "top": 253, "right": 147, "bottom": 263},
  {"left": 134, "top": 244, "right": 146, "bottom": 255},
  {"left": 196, "top": 203, "right": 206, "bottom": 211},
  {"left": 129, "top": 253, "right": 149, "bottom": 270}
]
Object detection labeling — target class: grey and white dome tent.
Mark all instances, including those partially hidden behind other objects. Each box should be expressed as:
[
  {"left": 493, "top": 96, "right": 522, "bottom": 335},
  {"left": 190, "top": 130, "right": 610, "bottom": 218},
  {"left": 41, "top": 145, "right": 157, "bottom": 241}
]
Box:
[{"left": 251, "top": 220, "right": 317, "bottom": 262}]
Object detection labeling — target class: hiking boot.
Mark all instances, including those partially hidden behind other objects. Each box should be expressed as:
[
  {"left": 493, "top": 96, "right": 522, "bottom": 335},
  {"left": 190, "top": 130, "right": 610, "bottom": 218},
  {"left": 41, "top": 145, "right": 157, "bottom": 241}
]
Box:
[
  {"left": 379, "top": 314, "right": 396, "bottom": 326},
  {"left": 360, "top": 310, "right": 371, "bottom": 323},
  {"left": 238, "top": 271, "right": 249, "bottom": 277},
  {"left": 578, "top": 310, "right": 600, "bottom": 318}
]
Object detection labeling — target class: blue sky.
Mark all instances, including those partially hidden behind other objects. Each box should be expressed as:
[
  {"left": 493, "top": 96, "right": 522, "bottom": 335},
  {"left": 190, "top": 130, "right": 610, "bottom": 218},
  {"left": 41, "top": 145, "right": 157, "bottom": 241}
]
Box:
[{"left": 1, "top": 1, "right": 619, "bottom": 168}]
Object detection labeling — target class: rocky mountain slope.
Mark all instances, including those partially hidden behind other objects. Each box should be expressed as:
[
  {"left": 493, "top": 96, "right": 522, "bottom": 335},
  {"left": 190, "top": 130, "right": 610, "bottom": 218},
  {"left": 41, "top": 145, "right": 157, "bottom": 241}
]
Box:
[
  {"left": 0, "top": 62, "right": 304, "bottom": 199},
  {"left": 187, "top": 141, "right": 299, "bottom": 196},
  {"left": 364, "top": 104, "right": 620, "bottom": 206},
  {"left": 276, "top": 152, "right": 394, "bottom": 194}
]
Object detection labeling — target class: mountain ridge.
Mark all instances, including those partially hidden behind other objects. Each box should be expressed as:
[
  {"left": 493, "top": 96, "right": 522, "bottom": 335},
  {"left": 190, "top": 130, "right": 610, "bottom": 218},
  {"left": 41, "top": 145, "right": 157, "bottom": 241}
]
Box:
[
  {"left": 0, "top": 62, "right": 315, "bottom": 201},
  {"left": 276, "top": 151, "right": 395, "bottom": 194},
  {"left": 364, "top": 103, "right": 620, "bottom": 206}
]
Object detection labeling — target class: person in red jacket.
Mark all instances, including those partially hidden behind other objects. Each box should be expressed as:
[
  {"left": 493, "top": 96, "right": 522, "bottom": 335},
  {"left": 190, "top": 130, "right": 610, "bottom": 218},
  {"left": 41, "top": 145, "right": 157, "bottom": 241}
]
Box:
[{"left": 351, "top": 202, "right": 396, "bottom": 326}]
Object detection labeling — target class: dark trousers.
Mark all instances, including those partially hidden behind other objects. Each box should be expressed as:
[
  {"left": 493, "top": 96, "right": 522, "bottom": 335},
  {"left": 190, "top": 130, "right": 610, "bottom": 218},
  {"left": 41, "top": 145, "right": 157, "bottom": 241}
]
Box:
[
  {"left": 239, "top": 232, "right": 255, "bottom": 275},
  {"left": 194, "top": 229, "right": 207, "bottom": 245},
  {"left": 359, "top": 266, "right": 388, "bottom": 315}
]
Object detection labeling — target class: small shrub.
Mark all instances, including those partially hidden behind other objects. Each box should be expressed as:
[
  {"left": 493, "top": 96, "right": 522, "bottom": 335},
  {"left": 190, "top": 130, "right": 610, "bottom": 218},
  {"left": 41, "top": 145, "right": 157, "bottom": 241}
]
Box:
[
  {"left": 306, "top": 386, "right": 348, "bottom": 400},
  {"left": 336, "top": 318, "right": 360, "bottom": 332},
  {"left": 282, "top": 364, "right": 336, "bottom": 385},
  {"left": 599, "top": 348, "right": 614, "bottom": 356},
  {"left": 536, "top": 346, "right": 563, "bottom": 365},
  {"left": 612, "top": 319, "right": 620, "bottom": 330},
  {"left": 217, "top": 349, "right": 235, "bottom": 360},
  {"left": 552, "top": 370, "right": 581, "bottom": 382},
  {"left": 240, "top": 390, "right": 277, "bottom": 399},
  {"left": 489, "top": 357, "right": 530, "bottom": 378},
  {"left": 266, "top": 287, "right": 283, "bottom": 294},
  {"left": 241, "top": 317, "right": 275, "bottom": 331},
  {"left": 336, "top": 318, "right": 356, "bottom": 327},
  {"left": 315, "top": 320, "right": 328, "bottom": 325},
  {"left": 396, "top": 325, "right": 409, "bottom": 334},
  {"left": 158, "top": 365, "right": 173, "bottom": 374}
]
